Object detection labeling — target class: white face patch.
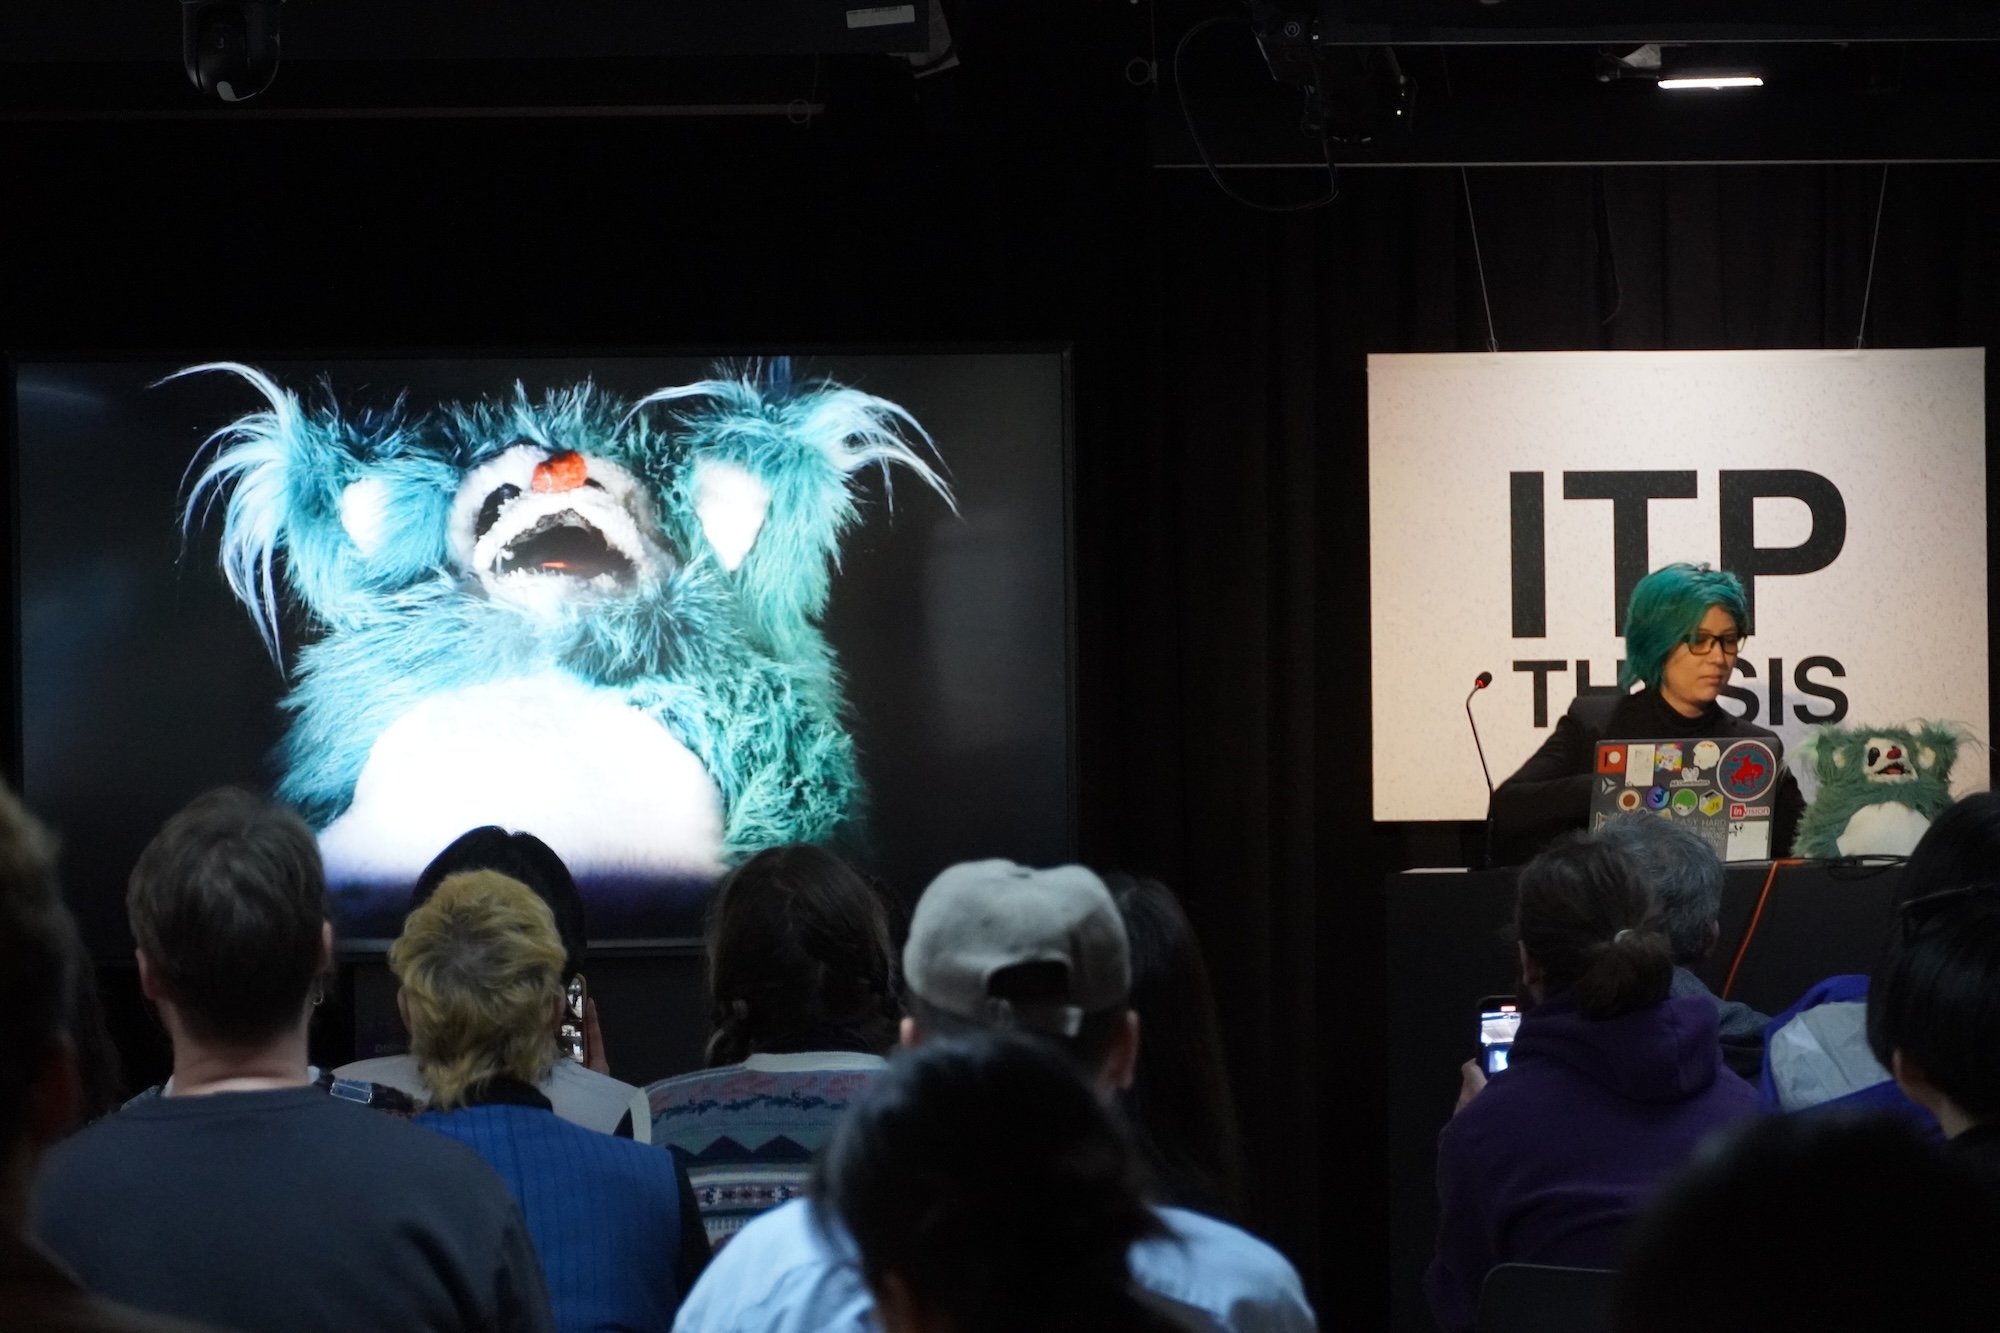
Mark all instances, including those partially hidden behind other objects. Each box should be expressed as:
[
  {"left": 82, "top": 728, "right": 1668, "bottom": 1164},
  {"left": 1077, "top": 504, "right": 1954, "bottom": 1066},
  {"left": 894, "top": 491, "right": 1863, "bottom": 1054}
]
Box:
[
  {"left": 691, "top": 458, "right": 771, "bottom": 572},
  {"left": 1862, "top": 737, "right": 1919, "bottom": 784},
  {"left": 447, "top": 444, "right": 664, "bottom": 613}
]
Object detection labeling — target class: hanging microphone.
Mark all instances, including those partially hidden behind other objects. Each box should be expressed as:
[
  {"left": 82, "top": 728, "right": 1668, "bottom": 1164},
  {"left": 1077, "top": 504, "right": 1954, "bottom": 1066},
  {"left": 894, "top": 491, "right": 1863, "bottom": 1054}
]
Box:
[{"left": 1466, "top": 671, "right": 1497, "bottom": 869}]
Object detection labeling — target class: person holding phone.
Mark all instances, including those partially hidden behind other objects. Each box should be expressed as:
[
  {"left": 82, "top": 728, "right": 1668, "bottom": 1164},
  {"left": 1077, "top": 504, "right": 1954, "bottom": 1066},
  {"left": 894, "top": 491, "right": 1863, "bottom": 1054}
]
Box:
[
  {"left": 1486, "top": 563, "right": 1805, "bottom": 865},
  {"left": 395, "top": 871, "right": 711, "bottom": 1330},
  {"left": 1426, "top": 833, "right": 1757, "bottom": 1333},
  {"left": 336, "top": 827, "right": 652, "bottom": 1140}
]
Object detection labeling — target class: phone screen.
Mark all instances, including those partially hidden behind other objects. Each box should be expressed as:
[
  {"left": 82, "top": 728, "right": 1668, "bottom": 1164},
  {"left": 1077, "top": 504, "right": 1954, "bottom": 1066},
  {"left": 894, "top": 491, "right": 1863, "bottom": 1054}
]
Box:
[
  {"left": 558, "top": 974, "right": 588, "bottom": 1065},
  {"left": 1479, "top": 996, "right": 1521, "bottom": 1077}
]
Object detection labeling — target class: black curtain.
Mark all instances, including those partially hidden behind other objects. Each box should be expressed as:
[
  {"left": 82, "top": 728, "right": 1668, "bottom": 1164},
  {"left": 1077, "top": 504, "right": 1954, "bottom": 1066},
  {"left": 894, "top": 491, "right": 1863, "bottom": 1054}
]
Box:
[{"left": 4, "top": 9, "right": 1999, "bottom": 1323}]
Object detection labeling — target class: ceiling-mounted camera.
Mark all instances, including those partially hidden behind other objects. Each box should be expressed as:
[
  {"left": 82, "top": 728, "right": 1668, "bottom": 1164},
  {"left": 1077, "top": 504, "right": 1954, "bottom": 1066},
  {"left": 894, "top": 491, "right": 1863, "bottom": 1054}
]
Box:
[{"left": 182, "top": 1, "right": 284, "bottom": 103}]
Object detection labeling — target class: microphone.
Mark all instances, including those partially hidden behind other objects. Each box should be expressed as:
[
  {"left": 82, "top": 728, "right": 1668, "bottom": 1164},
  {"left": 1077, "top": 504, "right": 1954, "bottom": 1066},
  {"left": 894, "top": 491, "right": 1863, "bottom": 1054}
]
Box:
[
  {"left": 1466, "top": 671, "right": 1496, "bottom": 869},
  {"left": 1464, "top": 672, "right": 1495, "bottom": 793}
]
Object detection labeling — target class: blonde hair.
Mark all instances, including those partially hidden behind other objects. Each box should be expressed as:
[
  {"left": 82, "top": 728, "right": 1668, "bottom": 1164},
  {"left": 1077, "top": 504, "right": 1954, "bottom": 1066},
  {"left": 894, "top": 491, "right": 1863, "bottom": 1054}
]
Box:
[{"left": 390, "top": 871, "right": 566, "bottom": 1110}]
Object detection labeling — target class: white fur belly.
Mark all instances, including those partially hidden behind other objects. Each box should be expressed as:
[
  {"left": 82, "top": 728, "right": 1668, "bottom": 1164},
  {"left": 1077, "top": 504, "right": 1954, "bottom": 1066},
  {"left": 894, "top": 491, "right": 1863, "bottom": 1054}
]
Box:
[
  {"left": 1834, "top": 801, "right": 1932, "bottom": 858},
  {"left": 317, "top": 671, "right": 724, "bottom": 884}
]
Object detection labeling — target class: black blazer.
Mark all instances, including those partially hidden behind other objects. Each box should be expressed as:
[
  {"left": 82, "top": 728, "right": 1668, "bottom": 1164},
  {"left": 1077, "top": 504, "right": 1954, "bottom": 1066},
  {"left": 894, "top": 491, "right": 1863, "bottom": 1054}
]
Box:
[{"left": 1487, "top": 690, "right": 1805, "bottom": 867}]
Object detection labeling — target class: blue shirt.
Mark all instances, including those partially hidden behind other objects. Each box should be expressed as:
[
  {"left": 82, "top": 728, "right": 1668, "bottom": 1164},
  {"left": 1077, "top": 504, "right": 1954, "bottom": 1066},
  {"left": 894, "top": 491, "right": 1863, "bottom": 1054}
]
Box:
[
  {"left": 671, "top": 1196, "right": 1316, "bottom": 1333},
  {"left": 421, "top": 1099, "right": 691, "bottom": 1333}
]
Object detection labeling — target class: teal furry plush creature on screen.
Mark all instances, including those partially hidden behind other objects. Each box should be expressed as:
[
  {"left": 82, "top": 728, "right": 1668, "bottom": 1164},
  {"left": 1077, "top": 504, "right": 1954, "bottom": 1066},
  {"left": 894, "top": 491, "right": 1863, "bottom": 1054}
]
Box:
[
  {"left": 1791, "top": 722, "right": 1961, "bottom": 859},
  {"left": 180, "top": 360, "right": 950, "bottom": 889}
]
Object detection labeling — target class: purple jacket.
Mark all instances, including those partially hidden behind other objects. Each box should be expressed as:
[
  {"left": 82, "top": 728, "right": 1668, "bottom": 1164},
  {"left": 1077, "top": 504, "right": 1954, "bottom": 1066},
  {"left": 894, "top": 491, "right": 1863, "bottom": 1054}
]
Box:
[{"left": 1424, "top": 992, "right": 1758, "bottom": 1333}]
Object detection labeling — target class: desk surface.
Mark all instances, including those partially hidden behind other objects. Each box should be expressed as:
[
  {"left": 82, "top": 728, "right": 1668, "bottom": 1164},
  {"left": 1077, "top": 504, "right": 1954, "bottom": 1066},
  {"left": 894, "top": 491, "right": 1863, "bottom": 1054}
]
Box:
[{"left": 1384, "top": 860, "right": 1903, "bottom": 1333}]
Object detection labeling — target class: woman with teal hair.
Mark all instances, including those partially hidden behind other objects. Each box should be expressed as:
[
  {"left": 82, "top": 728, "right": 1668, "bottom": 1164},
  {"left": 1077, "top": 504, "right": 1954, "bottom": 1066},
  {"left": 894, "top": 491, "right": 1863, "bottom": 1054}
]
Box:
[{"left": 1488, "top": 562, "right": 1804, "bottom": 864}]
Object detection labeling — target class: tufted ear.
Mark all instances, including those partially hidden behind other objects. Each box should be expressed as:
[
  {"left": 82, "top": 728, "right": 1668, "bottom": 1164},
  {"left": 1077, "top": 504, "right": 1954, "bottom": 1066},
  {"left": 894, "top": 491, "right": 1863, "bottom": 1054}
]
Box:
[
  {"left": 690, "top": 459, "right": 771, "bottom": 573},
  {"left": 1914, "top": 721, "right": 1964, "bottom": 789},
  {"left": 174, "top": 362, "right": 454, "bottom": 659},
  {"left": 621, "top": 362, "right": 953, "bottom": 659},
  {"left": 1797, "top": 726, "right": 1845, "bottom": 786}
]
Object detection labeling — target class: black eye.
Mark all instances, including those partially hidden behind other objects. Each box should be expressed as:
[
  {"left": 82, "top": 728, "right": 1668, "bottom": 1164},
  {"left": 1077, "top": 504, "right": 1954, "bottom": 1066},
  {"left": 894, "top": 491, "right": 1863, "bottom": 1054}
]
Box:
[
  {"left": 1867, "top": 747, "right": 1881, "bottom": 766},
  {"left": 475, "top": 483, "right": 521, "bottom": 539}
]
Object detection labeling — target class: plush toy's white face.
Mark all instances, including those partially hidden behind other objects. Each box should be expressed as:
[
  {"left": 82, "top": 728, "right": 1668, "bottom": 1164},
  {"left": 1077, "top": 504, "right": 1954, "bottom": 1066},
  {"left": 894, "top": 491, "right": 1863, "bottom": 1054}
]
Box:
[
  {"left": 1862, "top": 736, "right": 1928, "bottom": 783},
  {"left": 442, "top": 444, "right": 666, "bottom": 614}
]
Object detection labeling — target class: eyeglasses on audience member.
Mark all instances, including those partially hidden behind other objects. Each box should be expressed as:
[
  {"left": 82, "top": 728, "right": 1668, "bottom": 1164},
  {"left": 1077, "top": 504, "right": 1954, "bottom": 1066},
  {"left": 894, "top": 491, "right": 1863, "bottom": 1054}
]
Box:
[{"left": 1896, "top": 881, "right": 2000, "bottom": 945}]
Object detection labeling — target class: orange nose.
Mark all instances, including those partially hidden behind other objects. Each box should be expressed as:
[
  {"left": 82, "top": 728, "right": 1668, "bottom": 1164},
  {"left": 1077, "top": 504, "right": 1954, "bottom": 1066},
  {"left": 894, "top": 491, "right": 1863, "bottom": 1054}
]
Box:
[{"left": 532, "top": 451, "right": 588, "bottom": 494}]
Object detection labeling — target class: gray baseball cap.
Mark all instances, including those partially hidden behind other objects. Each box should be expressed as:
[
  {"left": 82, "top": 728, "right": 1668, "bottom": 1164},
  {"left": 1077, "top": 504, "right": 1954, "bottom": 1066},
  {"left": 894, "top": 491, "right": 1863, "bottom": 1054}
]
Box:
[{"left": 903, "top": 859, "right": 1131, "bottom": 1038}]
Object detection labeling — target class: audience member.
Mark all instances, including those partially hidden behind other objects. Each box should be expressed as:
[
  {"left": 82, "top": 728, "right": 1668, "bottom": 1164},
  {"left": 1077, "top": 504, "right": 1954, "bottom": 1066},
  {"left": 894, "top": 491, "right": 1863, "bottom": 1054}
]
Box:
[
  {"left": 339, "top": 825, "right": 652, "bottom": 1139},
  {"left": 1596, "top": 815, "right": 1770, "bottom": 1079},
  {"left": 34, "top": 789, "right": 556, "bottom": 1333},
  {"left": 674, "top": 859, "right": 1316, "bottom": 1333},
  {"left": 0, "top": 785, "right": 216, "bottom": 1331},
  {"left": 397, "top": 871, "right": 709, "bottom": 1330},
  {"left": 1759, "top": 792, "right": 2000, "bottom": 1121},
  {"left": 817, "top": 1031, "right": 1195, "bottom": 1333},
  {"left": 1614, "top": 1113, "right": 2000, "bottom": 1332},
  {"left": 1867, "top": 885, "right": 2000, "bottom": 1173},
  {"left": 65, "top": 947, "right": 126, "bottom": 1129},
  {"left": 1427, "top": 833, "right": 1755, "bottom": 1333},
  {"left": 647, "top": 845, "right": 900, "bottom": 1248},
  {"left": 1106, "top": 872, "right": 1246, "bottom": 1219}
]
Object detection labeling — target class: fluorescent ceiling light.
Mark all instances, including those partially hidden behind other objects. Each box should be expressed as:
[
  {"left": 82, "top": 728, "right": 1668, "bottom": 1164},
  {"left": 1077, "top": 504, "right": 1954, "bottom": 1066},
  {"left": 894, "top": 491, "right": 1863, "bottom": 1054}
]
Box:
[{"left": 1659, "top": 75, "right": 1764, "bottom": 90}]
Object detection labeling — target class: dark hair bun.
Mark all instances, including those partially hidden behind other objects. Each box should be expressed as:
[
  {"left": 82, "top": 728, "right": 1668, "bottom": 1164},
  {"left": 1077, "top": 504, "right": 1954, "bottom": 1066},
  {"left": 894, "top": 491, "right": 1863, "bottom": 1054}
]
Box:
[
  {"left": 1571, "top": 923, "right": 1675, "bottom": 1020},
  {"left": 1517, "top": 835, "right": 1673, "bottom": 1020}
]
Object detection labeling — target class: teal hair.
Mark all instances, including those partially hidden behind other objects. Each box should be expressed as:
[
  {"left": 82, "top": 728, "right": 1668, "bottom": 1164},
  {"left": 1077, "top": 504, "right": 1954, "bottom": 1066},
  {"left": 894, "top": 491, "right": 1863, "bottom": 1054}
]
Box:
[{"left": 1619, "top": 563, "right": 1751, "bottom": 691}]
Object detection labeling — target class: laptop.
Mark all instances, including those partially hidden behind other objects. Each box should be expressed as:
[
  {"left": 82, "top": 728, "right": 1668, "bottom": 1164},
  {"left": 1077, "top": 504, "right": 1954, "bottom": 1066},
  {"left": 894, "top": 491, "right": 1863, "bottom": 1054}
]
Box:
[{"left": 1588, "top": 737, "right": 1782, "bottom": 862}]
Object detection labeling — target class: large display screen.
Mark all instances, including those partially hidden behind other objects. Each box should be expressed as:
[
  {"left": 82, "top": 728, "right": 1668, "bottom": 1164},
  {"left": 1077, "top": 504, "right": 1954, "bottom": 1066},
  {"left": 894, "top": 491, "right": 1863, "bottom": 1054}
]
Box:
[{"left": 16, "top": 353, "right": 1070, "bottom": 950}]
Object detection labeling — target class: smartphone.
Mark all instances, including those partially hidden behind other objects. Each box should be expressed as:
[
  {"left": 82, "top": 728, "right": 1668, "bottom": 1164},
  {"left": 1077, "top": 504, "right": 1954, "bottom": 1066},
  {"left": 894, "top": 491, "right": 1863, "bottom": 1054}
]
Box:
[
  {"left": 1478, "top": 995, "right": 1521, "bottom": 1077},
  {"left": 557, "top": 974, "right": 588, "bottom": 1064}
]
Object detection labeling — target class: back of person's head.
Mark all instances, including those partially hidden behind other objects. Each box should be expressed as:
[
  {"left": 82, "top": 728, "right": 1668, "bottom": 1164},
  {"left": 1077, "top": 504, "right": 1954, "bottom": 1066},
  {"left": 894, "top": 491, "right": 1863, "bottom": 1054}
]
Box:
[
  {"left": 0, "top": 785, "right": 78, "bottom": 1151},
  {"left": 413, "top": 827, "right": 586, "bottom": 981},
  {"left": 705, "top": 844, "right": 899, "bottom": 1066},
  {"left": 392, "top": 871, "right": 566, "bottom": 1109},
  {"left": 1105, "top": 872, "right": 1244, "bottom": 1218},
  {"left": 1615, "top": 1113, "right": 2000, "bottom": 1332},
  {"left": 1868, "top": 892, "right": 2000, "bottom": 1124},
  {"left": 903, "top": 860, "right": 1132, "bottom": 1074},
  {"left": 814, "top": 1031, "right": 1173, "bottom": 1333},
  {"left": 1900, "top": 791, "right": 2000, "bottom": 901},
  {"left": 1516, "top": 834, "right": 1673, "bottom": 1019},
  {"left": 1594, "top": 814, "right": 1723, "bottom": 964},
  {"left": 127, "top": 788, "right": 327, "bottom": 1045}
]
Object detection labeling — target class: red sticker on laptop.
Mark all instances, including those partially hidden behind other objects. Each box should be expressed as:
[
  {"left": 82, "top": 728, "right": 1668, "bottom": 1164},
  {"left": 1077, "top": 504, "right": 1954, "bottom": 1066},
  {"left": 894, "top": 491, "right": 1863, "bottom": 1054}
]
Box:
[{"left": 1718, "top": 740, "right": 1777, "bottom": 802}]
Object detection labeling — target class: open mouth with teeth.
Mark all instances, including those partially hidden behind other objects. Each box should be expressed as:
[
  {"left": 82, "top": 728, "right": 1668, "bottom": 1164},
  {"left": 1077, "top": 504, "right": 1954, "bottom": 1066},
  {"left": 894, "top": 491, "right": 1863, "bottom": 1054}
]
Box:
[
  {"left": 496, "top": 512, "right": 637, "bottom": 583},
  {"left": 1877, "top": 762, "right": 1909, "bottom": 777}
]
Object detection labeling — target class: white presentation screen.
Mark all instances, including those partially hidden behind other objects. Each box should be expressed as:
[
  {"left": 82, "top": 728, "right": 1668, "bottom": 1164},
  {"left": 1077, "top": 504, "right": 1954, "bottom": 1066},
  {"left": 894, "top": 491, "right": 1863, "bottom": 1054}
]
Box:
[{"left": 1369, "top": 348, "right": 1989, "bottom": 822}]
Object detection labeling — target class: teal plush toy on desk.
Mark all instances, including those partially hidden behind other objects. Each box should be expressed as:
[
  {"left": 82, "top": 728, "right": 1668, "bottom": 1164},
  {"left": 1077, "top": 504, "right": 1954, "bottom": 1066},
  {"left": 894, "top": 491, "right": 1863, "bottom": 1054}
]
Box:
[{"left": 1792, "top": 722, "right": 1962, "bottom": 860}]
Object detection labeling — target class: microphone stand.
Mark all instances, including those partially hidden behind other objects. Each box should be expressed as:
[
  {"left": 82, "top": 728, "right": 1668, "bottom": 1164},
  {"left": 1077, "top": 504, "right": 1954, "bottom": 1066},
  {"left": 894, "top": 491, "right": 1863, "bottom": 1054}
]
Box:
[{"left": 1466, "top": 673, "right": 1495, "bottom": 869}]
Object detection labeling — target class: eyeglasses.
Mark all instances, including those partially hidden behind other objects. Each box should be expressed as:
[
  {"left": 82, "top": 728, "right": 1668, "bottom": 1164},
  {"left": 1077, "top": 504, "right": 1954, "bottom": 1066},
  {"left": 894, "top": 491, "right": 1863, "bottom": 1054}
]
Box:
[
  {"left": 1681, "top": 631, "right": 1745, "bottom": 657},
  {"left": 1897, "top": 883, "right": 2000, "bottom": 945}
]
